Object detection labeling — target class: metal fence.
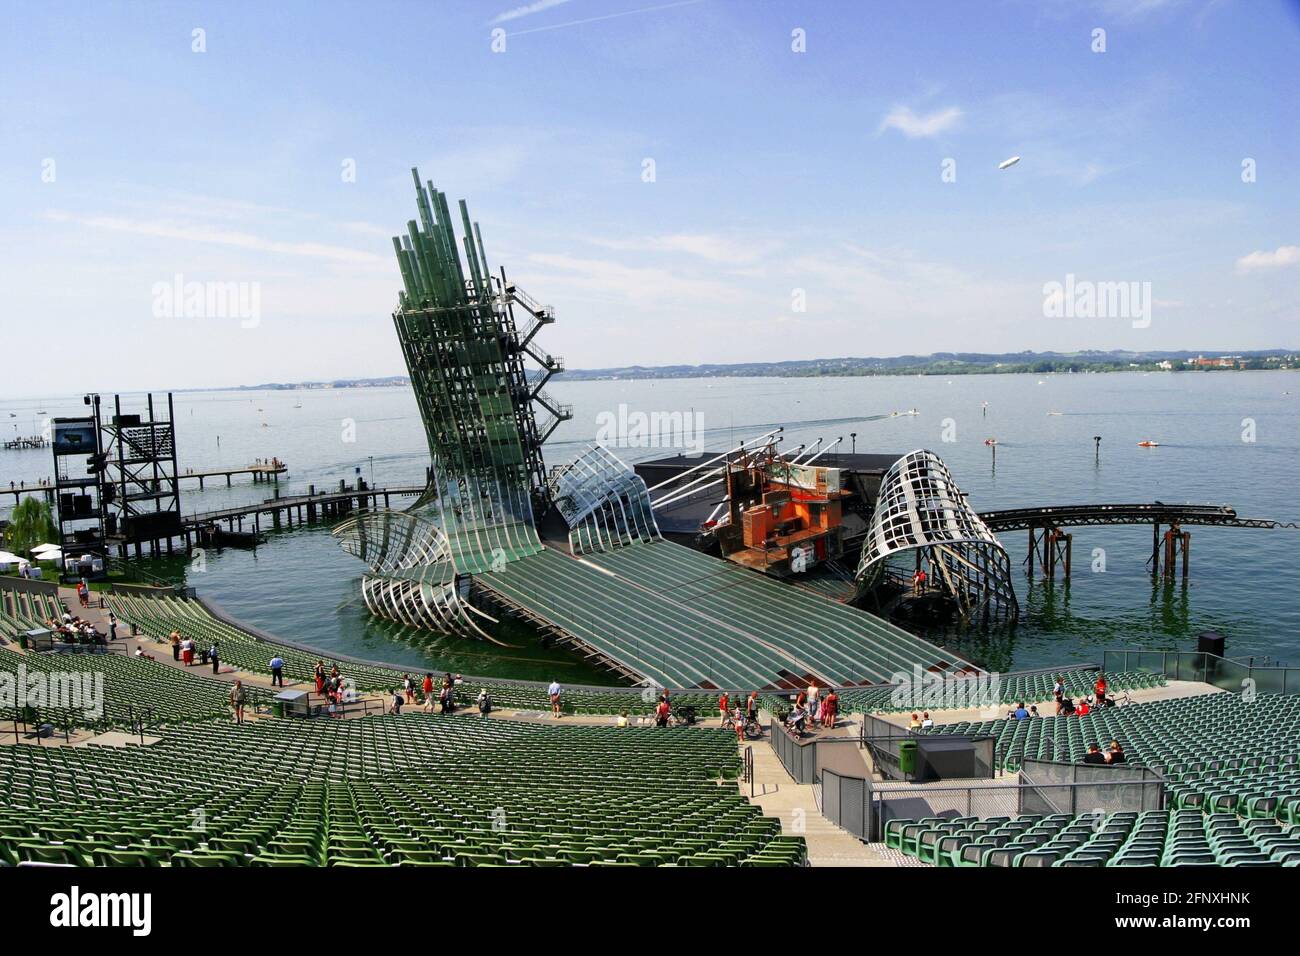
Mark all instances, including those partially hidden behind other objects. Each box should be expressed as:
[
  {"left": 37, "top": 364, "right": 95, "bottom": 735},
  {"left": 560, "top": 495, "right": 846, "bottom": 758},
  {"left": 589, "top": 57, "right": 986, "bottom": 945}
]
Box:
[
  {"left": 822, "top": 768, "right": 872, "bottom": 841},
  {"left": 1018, "top": 758, "right": 1165, "bottom": 814},
  {"left": 1104, "top": 648, "right": 1300, "bottom": 696},
  {"left": 769, "top": 720, "right": 818, "bottom": 783}
]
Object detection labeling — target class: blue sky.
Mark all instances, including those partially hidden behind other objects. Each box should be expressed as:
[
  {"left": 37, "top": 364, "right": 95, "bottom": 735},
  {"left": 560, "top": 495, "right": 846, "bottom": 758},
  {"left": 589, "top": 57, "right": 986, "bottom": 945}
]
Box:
[{"left": 1, "top": 0, "right": 1297, "bottom": 395}]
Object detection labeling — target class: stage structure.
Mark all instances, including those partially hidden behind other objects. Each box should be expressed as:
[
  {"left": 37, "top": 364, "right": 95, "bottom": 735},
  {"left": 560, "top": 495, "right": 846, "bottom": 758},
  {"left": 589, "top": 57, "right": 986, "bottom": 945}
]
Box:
[
  {"left": 101, "top": 393, "right": 184, "bottom": 559},
  {"left": 855, "top": 449, "right": 1018, "bottom": 624},
  {"left": 548, "top": 444, "right": 661, "bottom": 555}
]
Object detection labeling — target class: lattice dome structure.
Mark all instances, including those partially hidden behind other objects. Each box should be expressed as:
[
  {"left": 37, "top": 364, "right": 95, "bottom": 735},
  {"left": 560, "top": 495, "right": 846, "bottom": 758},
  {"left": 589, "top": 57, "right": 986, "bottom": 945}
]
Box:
[{"left": 855, "top": 449, "right": 1018, "bottom": 623}]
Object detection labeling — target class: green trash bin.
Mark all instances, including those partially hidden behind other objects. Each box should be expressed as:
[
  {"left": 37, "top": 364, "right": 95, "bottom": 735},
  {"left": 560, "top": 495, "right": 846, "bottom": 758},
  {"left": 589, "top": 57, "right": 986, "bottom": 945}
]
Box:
[
  {"left": 271, "top": 700, "right": 284, "bottom": 718},
  {"left": 898, "top": 740, "right": 918, "bottom": 776}
]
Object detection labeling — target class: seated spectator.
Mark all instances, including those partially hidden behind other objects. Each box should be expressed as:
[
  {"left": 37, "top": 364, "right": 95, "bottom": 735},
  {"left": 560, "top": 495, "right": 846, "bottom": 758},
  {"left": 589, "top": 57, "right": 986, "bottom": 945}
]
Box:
[
  {"left": 1011, "top": 702, "right": 1029, "bottom": 720},
  {"left": 908, "top": 712, "right": 922, "bottom": 730},
  {"left": 1058, "top": 696, "right": 1076, "bottom": 716},
  {"left": 920, "top": 711, "right": 934, "bottom": 729},
  {"left": 1075, "top": 698, "right": 1090, "bottom": 717},
  {"left": 1082, "top": 744, "right": 1107, "bottom": 765},
  {"left": 616, "top": 712, "right": 629, "bottom": 728},
  {"left": 1029, "top": 705, "right": 1040, "bottom": 718},
  {"left": 1105, "top": 740, "right": 1126, "bottom": 764}
]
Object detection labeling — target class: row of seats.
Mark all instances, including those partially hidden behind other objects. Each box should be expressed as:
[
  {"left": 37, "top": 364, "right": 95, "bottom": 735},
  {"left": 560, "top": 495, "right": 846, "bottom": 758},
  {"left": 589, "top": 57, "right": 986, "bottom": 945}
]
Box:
[
  {"left": 107, "top": 591, "right": 765, "bottom": 717},
  {"left": 835, "top": 668, "right": 1165, "bottom": 714},
  {"left": 0, "top": 712, "right": 804, "bottom": 867},
  {"left": 886, "top": 810, "right": 1300, "bottom": 867},
  {"left": 0, "top": 645, "right": 272, "bottom": 729},
  {"left": 0, "top": 586, "right": 67, "bottom": 640}
]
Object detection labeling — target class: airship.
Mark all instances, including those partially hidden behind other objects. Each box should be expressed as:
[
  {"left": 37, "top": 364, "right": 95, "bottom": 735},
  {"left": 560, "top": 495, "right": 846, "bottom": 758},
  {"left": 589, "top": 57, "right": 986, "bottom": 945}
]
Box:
[{"left": 998, "top": 155, "right": 1021, "bottom": 170}]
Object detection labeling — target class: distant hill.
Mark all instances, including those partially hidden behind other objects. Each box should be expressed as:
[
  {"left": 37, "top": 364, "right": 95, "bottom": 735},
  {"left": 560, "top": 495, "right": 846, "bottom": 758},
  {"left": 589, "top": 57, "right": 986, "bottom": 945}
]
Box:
[
  {"left": 233, "top": 349, "right": 1296, "bottom": 390},
  {"left": 560, "top": 349, "right": 1297, "bottom": 380}
]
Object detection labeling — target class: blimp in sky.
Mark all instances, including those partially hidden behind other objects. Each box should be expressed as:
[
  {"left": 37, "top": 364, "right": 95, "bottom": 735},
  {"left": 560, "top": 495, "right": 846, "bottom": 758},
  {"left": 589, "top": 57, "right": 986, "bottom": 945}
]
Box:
[{"left": 998, "top": 155, "right": 1022, "bottom": 170}]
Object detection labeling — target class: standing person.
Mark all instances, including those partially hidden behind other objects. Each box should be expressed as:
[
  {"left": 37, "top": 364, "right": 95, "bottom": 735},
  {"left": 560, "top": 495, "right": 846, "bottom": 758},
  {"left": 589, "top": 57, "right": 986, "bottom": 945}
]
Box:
[
  {"left": 390, "top": 689, "right": 404, "bottom": 715},
  {"left": 422, "top": 672, "right": 434, "bottom": 703},
  {"left": 548, "top": 679, "right": 562, "bottom": 718},
  {"left": 912, "top": 567, "right": 927, "bottom": 595},
  {"left": 181, "top": 636, "right": 194, "bottom": 667},
  {"left": 1094, "top": 672, "right": 1108, "bottom": 706},
  {"left": 209, "top": 642, "right": 220, "bottom": 675},
  {"left": 170, "top": 631, "right": 181, "bottom": 662},
  {"left": 403, "top": 674, "right": 414, "bottom": 704},
  {"left": 230, "top": 681, "right": 247, "bottom": 725},
  {"left": 1053, "top": 676, "right": 1065, "bottom": 704},
  {"left": 822, "top": 689, "right": 839, "bottom": 729},
  {"left": 476, "top": 688, "right": 492, "bottom": 718},
  {"left": 746, "top": 690, "right": 760, "bottom": 725},
  {"left": 718, "top": 691, "right": 730, "bottom": 725},
  {"left": 655, "top": 697, "right": 671, "bottom": 727},
  {"left": 314, "top": 661, "right": 326, "bottom": 696},
  {"left": 107, "top": 611, "right": 117, "bottom": 642},
  {"left": 269, "top": 654, "right": 284, "bottom": 688},
  {"left": 807, "top": 681, "right": 820, "bottom": 720}
]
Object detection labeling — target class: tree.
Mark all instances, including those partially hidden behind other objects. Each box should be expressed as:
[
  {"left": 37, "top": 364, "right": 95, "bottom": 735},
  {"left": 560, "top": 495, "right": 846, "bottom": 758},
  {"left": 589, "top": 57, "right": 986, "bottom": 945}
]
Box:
[{"left": 3, "top": 497, "right": 58, "bottom": 555}]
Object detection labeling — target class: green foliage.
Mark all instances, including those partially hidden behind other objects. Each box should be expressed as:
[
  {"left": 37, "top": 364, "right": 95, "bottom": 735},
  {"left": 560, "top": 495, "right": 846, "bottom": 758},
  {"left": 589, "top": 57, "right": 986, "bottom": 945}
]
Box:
[{"left": 3, "top": 497, "right": 58, "bottom": 554}]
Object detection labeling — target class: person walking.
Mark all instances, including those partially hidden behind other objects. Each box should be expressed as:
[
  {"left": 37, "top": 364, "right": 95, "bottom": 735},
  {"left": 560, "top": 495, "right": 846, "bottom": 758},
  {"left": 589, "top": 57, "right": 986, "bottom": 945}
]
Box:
[
  {"left": 181, "top": 637, "right": 194, "bottom": 666},
  {"left": 170, "top": 631, "right": 181, "bottom": 662},
  {"left": 269, "top": 654, "right": 284, "bottom": 688},
  {"left": 107, "top": 611, "right": 117, "bottom": 642},
  {"left": 209, "top": 642, "right": 220, "bottom": 675},
  {"left": 476, "top": 688, "right": 492, "bottom": 718},
  {"left": 548, "top": 679, "right": 562, "bottom": 718},
  {"left": 403, "top": 673, "right": 415, "bottom": 704},
  {"left": 230, "top": 681, "right": 247, "bottom": 725},
  {"left": 422, "top": 672, "right": 434, "bottom": 704}
]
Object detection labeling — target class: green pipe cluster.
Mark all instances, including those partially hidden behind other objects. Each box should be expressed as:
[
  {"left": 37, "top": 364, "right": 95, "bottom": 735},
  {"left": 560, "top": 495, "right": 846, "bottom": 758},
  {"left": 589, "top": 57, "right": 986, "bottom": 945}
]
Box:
[{"left": 393, "top": 167, "right": 494, "bottom": 310}]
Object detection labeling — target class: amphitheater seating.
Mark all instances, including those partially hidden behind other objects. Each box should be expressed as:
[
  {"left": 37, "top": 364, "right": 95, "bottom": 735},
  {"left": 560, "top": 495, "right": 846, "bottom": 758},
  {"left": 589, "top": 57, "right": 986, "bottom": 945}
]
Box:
[
  {"left": 0, "top": 645, "right": 272, "bottom": 729},
  {"left": 106, "top": 590, "right": 768, "bottom": 717},
  {"left": 889, "top": 810, "right": 1300, "bottom": 867},
  {"left": 0, "top": 585, "right": 67, "bottom": 640},
  {"left": 833, "top": 667, "right": 1164, "bottom": 714},
  {"left": 0, "top": 713, "right": 803, "bottom": 867}
]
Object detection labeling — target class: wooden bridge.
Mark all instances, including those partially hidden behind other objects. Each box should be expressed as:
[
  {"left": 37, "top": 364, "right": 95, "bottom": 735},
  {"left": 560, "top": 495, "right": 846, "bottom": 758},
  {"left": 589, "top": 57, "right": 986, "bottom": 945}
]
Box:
[{"left": 977, "top": 502, "right": 1294, "bottom": 580}]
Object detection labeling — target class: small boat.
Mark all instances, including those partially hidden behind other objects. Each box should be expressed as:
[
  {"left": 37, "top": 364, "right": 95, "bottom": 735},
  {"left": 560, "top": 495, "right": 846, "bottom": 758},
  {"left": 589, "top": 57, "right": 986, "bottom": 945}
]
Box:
[
  {"left": 1138, "top": 440, "right": 1160, "bottom": 448},
  {"left": 984, "top": 438, "right": 998, "bottom": 446},
  {"left": 294, "top": 400, "right": 303, "bottom": 408},
  {"left": 1047, "top": 410, "right": 1063, "bottom": 416}
]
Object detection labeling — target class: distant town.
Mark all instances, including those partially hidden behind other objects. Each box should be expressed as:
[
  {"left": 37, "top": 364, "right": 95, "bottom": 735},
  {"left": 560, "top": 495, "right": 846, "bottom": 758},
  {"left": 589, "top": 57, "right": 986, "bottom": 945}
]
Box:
[{"left": 236, "top": 349, "right": 1296, "bottom": 391}]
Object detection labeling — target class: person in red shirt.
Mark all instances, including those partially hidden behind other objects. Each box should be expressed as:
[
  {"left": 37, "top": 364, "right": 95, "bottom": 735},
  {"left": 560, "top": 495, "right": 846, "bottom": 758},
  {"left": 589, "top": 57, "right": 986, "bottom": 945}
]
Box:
[
  {"left": 655, "top": 698, "right": 671, "bottom": 727},
  {"left": 1075, "top": 698, "right": 1090, "bottom": 717},
  {"left": 1094, "top": 673, "right": 1108, "bottom": 705},
  {"left": 718, "top": 692, "right": 729, "bottom": 723},
  {"left": 822, "top": 690, "right": 839, "bottom": 728}
]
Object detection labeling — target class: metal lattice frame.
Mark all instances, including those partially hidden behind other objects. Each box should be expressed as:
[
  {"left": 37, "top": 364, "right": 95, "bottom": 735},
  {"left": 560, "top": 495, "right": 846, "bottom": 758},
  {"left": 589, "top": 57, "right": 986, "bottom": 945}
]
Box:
[
  {"left": 332, "top": 511, "right": 497, "bottom": 640},
  {"left": 388, "top": 168, "right": 556, "bottom": 574},
  {"left": 548, "top": 444, "right": 661, "bottom": 555},
  {"left": 855, "top": 449, "right": 1018, "bottom": 623}
]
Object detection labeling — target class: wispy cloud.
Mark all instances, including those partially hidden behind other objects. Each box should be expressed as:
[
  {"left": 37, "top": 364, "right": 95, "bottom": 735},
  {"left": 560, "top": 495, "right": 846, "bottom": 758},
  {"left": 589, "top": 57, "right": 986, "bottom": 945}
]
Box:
[
  {"left": 490, "top": 0, "right": 576, "bottom": 25},
  {"left": 1236, "top": 245, "right": 1300, "bottom": 274},
  {"left": 43, "top": 210, "right": 383, "bottom": 265},
  {"left": 590, "top": 233, "right": 777, "bottom": 265},
  {"left": 878, "top": 105, "right": 963, "bottom": 139}
]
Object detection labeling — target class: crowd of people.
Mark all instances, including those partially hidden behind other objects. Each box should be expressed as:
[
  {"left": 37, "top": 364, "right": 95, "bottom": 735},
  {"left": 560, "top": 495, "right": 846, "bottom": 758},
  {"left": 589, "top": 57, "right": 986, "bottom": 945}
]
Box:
[
  {"left": 780, "top": 682, "right": 839, "bottom": 737},
  {"left": 46, "top": 609, "right": 107, "bottom": 646}
]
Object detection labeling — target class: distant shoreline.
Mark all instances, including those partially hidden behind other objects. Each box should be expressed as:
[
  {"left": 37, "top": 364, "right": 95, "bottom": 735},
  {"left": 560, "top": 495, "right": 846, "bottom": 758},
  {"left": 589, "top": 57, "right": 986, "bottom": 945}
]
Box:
[{"left": 232, "top": 349, "right": 1295, "bottom": 391}]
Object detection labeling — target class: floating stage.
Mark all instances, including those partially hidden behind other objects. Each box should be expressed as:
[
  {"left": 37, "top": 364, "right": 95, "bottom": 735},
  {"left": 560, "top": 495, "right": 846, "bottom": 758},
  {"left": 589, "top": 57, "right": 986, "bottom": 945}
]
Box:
[{"left": 474, "top": 539, "right": 976, "bottom": 690}]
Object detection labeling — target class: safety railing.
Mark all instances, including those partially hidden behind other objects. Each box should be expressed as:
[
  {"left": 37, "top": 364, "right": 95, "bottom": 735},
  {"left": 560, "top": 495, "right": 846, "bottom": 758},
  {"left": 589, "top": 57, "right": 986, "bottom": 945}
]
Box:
[{"left": 1104, "top": 649, "right": 1300, "bottom": 696}]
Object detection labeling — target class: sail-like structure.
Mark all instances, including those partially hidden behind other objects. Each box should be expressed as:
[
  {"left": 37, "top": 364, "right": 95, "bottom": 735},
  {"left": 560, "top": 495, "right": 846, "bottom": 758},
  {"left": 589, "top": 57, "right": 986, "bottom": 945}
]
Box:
[
  {"left": 548, "top": 444, "right": 661, "bottom": 555},
  {"left": 332, "top": 511, "right": 494, "bottom": 638},
  {"left": 855, "top": 449, "right": 1018, "bottom": 622}
]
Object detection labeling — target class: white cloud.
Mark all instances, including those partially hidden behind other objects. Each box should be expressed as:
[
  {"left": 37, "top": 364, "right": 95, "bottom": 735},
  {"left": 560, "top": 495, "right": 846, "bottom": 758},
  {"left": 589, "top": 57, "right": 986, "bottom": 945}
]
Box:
[
  {"left": 43, "top": 210, "right": 385, "bottom": 265},
  {"left": 490, "top": 0, "right": 575, "bottom": 25},
  {"left": 1236, "top": 245, "right": 1300, "bottom": 274},
  {"left": 878, "top": 105, "right": 963, "bottom": 139},
  {"left": 590, "top": 233, "right": 777, "bottom": 265}
]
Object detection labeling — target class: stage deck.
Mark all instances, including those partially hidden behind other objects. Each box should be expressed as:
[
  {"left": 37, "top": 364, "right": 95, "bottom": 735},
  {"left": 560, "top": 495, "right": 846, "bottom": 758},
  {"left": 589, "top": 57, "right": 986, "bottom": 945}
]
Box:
[{"left": 478, "top": 539, "right": 975, "bottom": 690}]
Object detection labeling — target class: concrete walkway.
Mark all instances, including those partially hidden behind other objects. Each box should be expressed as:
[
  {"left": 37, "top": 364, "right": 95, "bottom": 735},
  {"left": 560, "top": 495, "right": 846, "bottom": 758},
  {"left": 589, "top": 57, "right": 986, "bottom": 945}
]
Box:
[{"left": 740, "top": 724, "right": 890, "bottom": 867}]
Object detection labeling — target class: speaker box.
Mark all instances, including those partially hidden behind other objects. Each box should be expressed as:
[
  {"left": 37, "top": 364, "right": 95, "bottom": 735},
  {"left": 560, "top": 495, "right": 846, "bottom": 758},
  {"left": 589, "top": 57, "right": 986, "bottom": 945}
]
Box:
[{"left": 1197, "top": 631, "right": 1226, "bottom": 659}]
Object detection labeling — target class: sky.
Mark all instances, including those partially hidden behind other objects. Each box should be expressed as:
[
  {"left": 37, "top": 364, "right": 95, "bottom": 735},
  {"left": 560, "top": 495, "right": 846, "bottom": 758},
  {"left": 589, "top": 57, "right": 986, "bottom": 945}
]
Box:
[{"left": 0, "top": 0, "right": 1297, "bottom": 396}]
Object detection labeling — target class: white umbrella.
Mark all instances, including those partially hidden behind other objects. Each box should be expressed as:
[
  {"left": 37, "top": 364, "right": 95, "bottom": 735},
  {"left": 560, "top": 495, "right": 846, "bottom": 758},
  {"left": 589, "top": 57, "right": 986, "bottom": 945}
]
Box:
[
  {"left": 31, "top": 543, "right": 62, "bottom": 554},
  {"left": 0, "top": 551, "right": 22, "bottom": 564}
]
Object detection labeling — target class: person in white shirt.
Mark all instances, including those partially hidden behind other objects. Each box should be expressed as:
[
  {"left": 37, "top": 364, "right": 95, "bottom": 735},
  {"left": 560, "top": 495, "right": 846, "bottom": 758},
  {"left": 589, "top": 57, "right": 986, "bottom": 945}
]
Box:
[{"left": 547, "top": 680, "right": 562, "bottom": 718}]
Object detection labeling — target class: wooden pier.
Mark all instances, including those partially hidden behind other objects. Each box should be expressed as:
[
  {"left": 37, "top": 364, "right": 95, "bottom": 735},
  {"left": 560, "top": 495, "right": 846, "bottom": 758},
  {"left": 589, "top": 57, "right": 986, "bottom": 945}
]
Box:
[
  {"left": 104, "top": 482, "right": 427, "bottom": 559},
  {"left": 177, "top": 460, "right": 288, "bottom": 489},
  {"left": 2, "top": 436, "right": 47, "bottom": 450}
]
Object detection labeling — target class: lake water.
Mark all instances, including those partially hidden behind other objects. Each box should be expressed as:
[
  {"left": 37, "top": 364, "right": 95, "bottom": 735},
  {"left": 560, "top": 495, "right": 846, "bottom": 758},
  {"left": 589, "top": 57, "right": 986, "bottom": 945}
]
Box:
[{"left": 4, "top": 370, "right": 1298, "bottom": 681}]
